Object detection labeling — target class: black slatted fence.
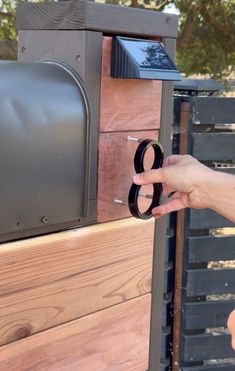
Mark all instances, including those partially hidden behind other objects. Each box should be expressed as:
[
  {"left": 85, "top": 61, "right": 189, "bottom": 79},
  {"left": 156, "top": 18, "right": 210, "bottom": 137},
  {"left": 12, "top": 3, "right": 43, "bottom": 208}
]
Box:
[{"left": 172, "top": 95, "right": 235, "bottom": 370}]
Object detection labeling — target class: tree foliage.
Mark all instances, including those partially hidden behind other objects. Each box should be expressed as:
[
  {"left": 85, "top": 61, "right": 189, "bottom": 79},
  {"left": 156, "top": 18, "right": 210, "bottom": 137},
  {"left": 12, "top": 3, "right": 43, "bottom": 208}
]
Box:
[
  {"left": 0, "top": 0, "right": 234, "bottom": 79},
  {"left": 175, "top": 0, "right": 235, "bottom": 79}
]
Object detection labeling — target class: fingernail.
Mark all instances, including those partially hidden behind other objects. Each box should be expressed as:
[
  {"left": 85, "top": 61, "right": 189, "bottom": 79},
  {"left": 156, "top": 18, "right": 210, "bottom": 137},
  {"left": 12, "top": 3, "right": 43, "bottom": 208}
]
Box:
[{"left": 153, "top": 213, "right": 162, "bottom": 219}]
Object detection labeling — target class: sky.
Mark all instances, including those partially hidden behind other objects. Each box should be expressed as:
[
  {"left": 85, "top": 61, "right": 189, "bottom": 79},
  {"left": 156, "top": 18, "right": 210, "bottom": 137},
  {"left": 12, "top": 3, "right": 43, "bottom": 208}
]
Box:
[{"left": 163, "top": 3, "right": 180, "bottom": 15}]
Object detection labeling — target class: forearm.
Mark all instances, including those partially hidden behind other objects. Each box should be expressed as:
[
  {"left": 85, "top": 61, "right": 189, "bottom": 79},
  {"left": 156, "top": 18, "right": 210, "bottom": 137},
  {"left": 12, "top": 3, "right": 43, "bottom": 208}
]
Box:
[{"left": 204, "top": 171, "right": 235, "bottom": 223}]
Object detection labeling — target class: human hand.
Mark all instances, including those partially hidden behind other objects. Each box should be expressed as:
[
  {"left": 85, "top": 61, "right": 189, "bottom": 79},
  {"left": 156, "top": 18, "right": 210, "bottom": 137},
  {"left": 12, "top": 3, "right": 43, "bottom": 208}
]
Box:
[
  {"left": 133, "top": 154, "right": 213, "bottom": 218},
  {"left": 227, "top": 310, "right": 235, "bottom": 350}
]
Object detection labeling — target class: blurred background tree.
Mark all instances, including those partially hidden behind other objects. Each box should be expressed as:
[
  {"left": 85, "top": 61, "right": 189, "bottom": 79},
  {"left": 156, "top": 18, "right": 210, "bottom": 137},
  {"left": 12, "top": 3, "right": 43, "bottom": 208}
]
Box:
[{"left": 0, "top": 0, "right": 234, "bottom": 80}]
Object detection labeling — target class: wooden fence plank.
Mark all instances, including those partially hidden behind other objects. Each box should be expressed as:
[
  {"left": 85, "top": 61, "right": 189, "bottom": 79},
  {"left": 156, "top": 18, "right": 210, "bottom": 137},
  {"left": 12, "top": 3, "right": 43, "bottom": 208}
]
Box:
[
  {"left": 16, "top": 1, "right": 178, "bottom": 38},
  {"left": 192, "top": 133, "right": 235, "bottom": 161},
  {"left": 0, "top": 218, "right": 157, "bottom": 346},
  {"left": 183, "top": 334, "right": 234, "bottom": 362},
  {"left": 97, "top": 130, "right": 158, "bottom": 222},
  {"left": 188, "top": 235, "right": 235, "bottom": 263},
  {"left": 0, "top": 218, "right": 154, "bottom": 296},
  {"left": 99, "top": 37, "right": 162, "bottom": 133},
  {"left": 187, "top": 269, "right": 235, "bottom": 296},
  {"left": 189, "top": 209, "right": 234, "bottom": 229},
  {"left": 0, "top": 295, "right": 151, "bottom": 371},
  {"left": 191, "top": 97, "right": 235, "bottom": 125},
  {"left": 184, "top": 300, "right": 235, "bottom": 330},
  {"left": 0, "top": 253, "right": 152, "bottom": 346}
]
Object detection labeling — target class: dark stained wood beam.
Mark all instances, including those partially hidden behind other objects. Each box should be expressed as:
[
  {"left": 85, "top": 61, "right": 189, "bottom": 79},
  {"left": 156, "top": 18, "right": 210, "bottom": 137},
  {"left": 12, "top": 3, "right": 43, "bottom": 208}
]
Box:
[{"left": 16, "top": 0, "right": 178, "bottom": 38}]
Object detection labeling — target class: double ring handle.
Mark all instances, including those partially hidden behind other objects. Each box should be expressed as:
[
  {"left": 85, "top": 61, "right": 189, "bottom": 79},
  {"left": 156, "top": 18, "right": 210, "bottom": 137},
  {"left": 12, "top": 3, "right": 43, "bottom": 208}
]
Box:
[{"left": 128, "top": 139, "right": 164, "bottom": 220}]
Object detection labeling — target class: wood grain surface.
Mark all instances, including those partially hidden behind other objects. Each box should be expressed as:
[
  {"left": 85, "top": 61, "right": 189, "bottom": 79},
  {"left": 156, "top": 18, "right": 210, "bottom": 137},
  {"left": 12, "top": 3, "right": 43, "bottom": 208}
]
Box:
[
  {"left": 16, "top": 1, "right": 178, "bottom": 38},
  {"left": 0, "top": 294, "right": 151, "bottom": 371},
  {"left": 97, "top": 130, "right": 159, "bottom": 222},
  {"left": 99, "top": 37, "right": 162, "bottom": 133},
  {"left": 0, "top": 218, "right": 154, "bottom": 345}
]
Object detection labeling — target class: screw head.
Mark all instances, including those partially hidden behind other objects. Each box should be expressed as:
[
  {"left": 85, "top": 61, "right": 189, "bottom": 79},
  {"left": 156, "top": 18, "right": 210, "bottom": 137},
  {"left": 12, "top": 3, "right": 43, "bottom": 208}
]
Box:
[
  {"left": 21, "top": 46, "right": 26, "bottom": 53},
  {"left": 76, "top": 54, "right": 81, "bottom": 62},
  {"left": 41, "top": 216, "right": 49, "bottom": 224}
]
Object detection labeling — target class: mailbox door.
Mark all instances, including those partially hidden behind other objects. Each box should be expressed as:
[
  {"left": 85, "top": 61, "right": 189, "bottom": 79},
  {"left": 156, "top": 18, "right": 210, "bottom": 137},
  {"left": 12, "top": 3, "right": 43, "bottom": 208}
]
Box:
[{"left": 0, "top": 62, "right": 90, "bottom": 242}]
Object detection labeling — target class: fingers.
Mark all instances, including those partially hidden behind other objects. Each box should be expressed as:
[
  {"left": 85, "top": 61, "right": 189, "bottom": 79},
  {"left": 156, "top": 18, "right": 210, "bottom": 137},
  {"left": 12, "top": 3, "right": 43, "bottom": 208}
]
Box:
[
  {"left": 151, "top": 192, "right": 189, "bottom": 218},
  {"left": 152, "top": 199, "right": 184, "bottom": 217},
  {"left": 133, "top": 155, "right": 187, "bottom": 186},
  {"left": 162, "top": 183, "right": 176, "bottom": 195},
  {"left": 133, "top": 168, "right": 166, "bottom": 185},
  {"left": 227, "top": 310, "right": 235, "bottom": 350},
  {"left": 163, "top": 155, "right": 182, "bottom": 168}
]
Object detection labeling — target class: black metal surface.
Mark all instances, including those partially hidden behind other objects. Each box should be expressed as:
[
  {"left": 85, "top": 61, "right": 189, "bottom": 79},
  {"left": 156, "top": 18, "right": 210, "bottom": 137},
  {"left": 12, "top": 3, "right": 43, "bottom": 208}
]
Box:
[
  {"left": 174, "top": 78, "right": 223, "bottom": 94},
  {"left": 128, "top": 139, "right": 164, "bottom": 220},
  {"left": 172, "top": 94, "right": 235, "bottom": 369},
  {"left": 0, "top": 61, "right": 90, "bottom": 242},
  {"left": 18, "top": 30, "right": 103, "bottom": 224},
  {"left": 111, "top": 36, "right": 181, "bottom": 81},
  {"left": 192, "top": 133, "right": 235, "bottom": 161},
  {"left": 183, "top": 334, "right": 234, "bottom": 362},
  {"left": 191, "top": 97, "right": 235, "bottom": 124}
]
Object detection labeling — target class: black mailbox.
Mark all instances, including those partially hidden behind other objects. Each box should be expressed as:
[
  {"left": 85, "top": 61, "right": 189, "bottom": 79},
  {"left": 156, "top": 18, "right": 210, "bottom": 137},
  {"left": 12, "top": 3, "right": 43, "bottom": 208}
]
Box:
[{"left": 0, "top": 61, "right": 91, "bottom": 242}]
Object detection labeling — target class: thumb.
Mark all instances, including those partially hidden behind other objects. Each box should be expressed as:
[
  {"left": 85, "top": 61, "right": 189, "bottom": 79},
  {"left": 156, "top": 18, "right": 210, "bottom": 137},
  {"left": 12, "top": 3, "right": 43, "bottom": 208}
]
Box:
[{"left": 133, "top": 168, "right": 166, "bottom": 185}]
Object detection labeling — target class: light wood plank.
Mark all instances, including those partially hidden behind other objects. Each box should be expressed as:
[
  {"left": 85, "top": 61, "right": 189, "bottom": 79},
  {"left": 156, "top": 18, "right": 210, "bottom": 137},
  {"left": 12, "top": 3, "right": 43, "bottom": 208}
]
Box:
[
  {"left": 99, "top": 37, "right": 162, "bottom": 133},
  {"left": 97, "top": 130, "right": 159, "bottom": 222},
  {"left": 0, "top": 218, "right": 154, "bottom": 296},
  {"left": 0, "top": 295, "right": 151, "bottom": 371},
  {"left": 0, "top": 252, "right": 152, "bottom": 346},
  {"left": 0, "top": 219, "right": 154, "bottom": 345}
]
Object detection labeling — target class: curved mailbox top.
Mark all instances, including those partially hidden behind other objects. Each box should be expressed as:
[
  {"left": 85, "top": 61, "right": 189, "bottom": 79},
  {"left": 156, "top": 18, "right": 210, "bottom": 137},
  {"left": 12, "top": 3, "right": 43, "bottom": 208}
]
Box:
[{"left": 0, "top": 61, "right": 90, "bottom": 241}]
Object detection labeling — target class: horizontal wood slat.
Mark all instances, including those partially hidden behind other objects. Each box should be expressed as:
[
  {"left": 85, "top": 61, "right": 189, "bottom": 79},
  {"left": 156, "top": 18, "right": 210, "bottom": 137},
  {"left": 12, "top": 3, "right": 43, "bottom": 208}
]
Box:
[
  {"left": 184, "top": 300, "right": 235, "bottom": 330},
  {"left": 97, "top": 130, "right": 158, "bottom": 222},
  {"left": 187, "top": 269, "right": 235, "bottom": 296},
  {"left": 183, "top": 334, "right": 234, "bottom": 362},
  {"left": 0, "top": 254, "right": 152, "bottom": 347},
  {"left": 183, "top": 364, "right": 235, "bottom": 371},
  {"left": 192, "top": 133, "right": 235, "bottom": 161},
  {"left": 0, "top": 295, "right": 151, "bottom": 371},
  {"left": 0, "top": 218, "right": 154, "bottom": 296},
  {"left": 188, "top": 235, "right": 235, "bottom": 263},
  {"left": 189, "top": 209, "right": 234, "bottom": 229},
  {"left": 191, "top": 97, "right": 235, "bottom": 125},
  {"left": 0, "top": 219, "right": 155, "bottom": 346},
  {"left": 16, "top": 1, "right": 178, "bottom": 37},
  {"left": 99, "top": 37, "right": 162, "bottom": 133}
]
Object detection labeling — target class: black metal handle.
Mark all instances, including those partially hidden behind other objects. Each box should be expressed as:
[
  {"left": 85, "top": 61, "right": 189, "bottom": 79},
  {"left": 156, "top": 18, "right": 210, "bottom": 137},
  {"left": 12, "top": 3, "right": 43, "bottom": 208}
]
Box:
[{"left": 128, "top": 139, "right": 164, "bottom": 220}]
